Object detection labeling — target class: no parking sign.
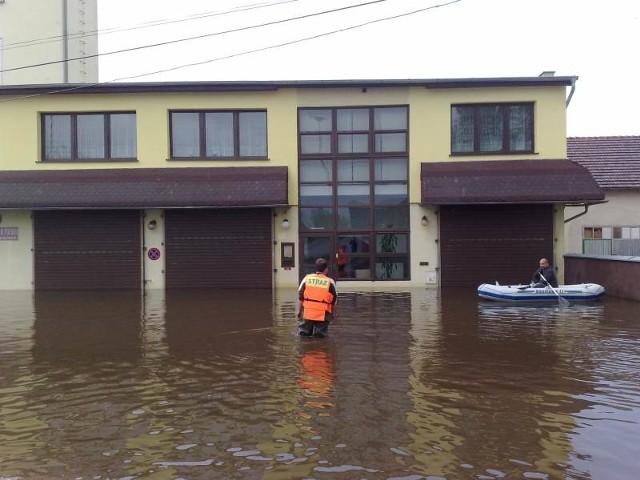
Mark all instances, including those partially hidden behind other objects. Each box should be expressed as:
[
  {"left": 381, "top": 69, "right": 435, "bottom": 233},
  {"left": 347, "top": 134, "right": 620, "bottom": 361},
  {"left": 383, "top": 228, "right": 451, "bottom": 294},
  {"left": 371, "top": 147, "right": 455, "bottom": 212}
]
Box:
[{"left": 147, "top": 247, "right": 161, "bottom": 260}]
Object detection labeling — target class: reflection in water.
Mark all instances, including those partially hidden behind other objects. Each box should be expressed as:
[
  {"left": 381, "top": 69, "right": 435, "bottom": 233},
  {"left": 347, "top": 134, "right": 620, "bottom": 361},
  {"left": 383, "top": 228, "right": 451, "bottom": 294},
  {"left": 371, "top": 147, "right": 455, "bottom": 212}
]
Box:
[{"left": 0, "top": 288, "right": 639, "bottom": 478}]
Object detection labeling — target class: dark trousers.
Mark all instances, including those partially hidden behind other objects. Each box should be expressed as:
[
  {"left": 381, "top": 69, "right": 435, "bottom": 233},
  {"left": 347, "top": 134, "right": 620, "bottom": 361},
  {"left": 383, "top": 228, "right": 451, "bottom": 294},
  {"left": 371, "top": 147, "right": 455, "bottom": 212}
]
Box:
[{"left": 298, "top": 315, "right": 332, "bottom": 338}]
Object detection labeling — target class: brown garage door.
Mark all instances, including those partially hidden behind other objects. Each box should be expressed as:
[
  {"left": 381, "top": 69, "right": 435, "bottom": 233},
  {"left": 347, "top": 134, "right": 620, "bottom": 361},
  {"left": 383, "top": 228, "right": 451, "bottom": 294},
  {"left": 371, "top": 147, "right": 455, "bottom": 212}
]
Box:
[
  {"left": 165, "top": 209, "right": 272, "bottom": 289},
  {"left": 440, "top": 204, "right": 554, "bottom": 287},
  {"left": 34, "top": 210, "right": 142, "bottom": 290}
]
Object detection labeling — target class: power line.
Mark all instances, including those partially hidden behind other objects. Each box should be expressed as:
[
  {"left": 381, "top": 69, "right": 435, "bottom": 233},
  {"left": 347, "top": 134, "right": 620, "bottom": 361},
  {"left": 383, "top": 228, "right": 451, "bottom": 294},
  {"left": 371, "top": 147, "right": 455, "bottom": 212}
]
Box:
[
  {"left": 0, "top": 0, "right": 462, "bottom": 103},
  {"left": 0, "top": 0, "right": 391, "bottom": 74},
  {"left": 107, "top": 0, "right": 463, "bottom": 82},
  {"left": 2, "top": 0, "right": 306, "bottom": 50}
]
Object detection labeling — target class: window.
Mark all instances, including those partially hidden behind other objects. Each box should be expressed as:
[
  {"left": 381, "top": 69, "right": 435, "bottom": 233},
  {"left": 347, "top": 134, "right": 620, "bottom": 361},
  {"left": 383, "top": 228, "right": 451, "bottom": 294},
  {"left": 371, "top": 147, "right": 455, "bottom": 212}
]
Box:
[
  {"left": 451, "top": 103, "right": 533, "bottom": 154},
  {"left": 299, "top": 106, "right": 408, "bottom": 156},
  {"left": 298, "top": 106, "right": 410, "bottom": 280},
  {"left": 170, "top": 110, "right": 267, "bottom": 159},
  {"left": 42, "top": 112, "right": 137, "bottom": 161}
]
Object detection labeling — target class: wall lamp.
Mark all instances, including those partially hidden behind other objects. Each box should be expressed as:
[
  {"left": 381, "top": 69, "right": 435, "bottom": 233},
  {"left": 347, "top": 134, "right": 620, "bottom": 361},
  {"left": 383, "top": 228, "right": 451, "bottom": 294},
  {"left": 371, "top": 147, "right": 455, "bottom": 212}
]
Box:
[
  {"left": 281, "top": 218, "right": 290, "bottom": 230},
  {"left": 147, "top": 219, "right": 157, "bottom": 230},
  {"left": 420, "top": 215, "right": 430, "bottom": 226}
]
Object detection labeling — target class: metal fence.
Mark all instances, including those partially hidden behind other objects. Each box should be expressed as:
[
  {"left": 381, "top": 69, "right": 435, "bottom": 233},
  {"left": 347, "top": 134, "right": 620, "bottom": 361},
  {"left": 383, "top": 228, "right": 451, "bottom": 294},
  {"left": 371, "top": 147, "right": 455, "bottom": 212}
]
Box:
[{"left": 583, "top": 239, "right": 640, "bottom": 256}]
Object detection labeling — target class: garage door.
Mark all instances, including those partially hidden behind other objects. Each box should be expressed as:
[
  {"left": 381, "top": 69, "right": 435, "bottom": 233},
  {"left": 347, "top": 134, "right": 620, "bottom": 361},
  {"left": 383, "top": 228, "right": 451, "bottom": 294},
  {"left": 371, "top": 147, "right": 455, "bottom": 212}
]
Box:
[
  {"left": 165, "top": 209, "right": 272, "bottom": 289},
  {"left": 440, "top": 204, "right": 553, "bottom": 287},
  {"left": 34, "top": 210, "right": 142, "bottom": 290}
]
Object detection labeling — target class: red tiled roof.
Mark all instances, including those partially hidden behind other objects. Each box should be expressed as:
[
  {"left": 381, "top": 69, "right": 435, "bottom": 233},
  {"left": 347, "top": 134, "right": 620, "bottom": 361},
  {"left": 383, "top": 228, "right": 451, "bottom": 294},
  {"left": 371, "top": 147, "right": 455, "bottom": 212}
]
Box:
[
  {"left": 0, "top": 167, "right": 289, "bottom": 209},
  {"left": 567, "top": 136, "right": 640, "bottom": 189},
  {"left": 421, "top": 159, "right": 604, "bottom": 204}
]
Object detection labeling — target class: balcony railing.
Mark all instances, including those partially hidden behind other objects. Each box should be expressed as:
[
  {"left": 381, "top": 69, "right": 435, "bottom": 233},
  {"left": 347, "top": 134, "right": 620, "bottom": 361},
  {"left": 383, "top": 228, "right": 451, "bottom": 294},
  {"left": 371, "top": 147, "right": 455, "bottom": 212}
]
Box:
[{"left": 583, "top": 239, "right": 640, "bottom": 256}]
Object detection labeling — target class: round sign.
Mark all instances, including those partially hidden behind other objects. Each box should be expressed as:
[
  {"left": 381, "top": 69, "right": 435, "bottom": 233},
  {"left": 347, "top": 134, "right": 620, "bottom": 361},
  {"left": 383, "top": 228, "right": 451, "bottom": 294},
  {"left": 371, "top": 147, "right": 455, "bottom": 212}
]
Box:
[{"left": 147, "top": 247, "right": 161, "bottom": 260}]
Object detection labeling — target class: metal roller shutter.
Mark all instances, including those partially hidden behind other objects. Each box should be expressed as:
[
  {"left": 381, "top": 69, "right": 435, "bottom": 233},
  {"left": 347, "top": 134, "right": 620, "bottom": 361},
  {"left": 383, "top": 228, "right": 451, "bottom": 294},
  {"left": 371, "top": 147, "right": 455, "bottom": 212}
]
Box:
[
  {"left": 34, "top": 211, "right": 142, "bottom": 290},
  {"left": 440, "top": 204, "right": 554, "bottom": 287},
  {"left": 165, "top": 209, "right": 272, "bottom": 289}
]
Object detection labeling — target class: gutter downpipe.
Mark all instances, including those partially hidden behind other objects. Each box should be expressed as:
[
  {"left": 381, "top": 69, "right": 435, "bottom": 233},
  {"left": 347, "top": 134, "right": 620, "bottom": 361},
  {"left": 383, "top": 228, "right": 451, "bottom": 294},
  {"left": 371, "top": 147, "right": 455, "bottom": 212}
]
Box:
[
  {"left": 564, "top": 204, "right": 589, "bottom": 224},
  {"left": 62, "top": 0, "right": 69, "bottom": 83},
  {"left": 566, "top": 76, "right": 577, "bottom": 107}
]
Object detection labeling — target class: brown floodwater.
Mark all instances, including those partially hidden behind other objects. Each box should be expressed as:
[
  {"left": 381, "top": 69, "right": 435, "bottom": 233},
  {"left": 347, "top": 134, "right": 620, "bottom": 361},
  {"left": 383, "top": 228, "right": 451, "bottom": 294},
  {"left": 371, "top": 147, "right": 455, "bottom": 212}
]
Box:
[{"left": 0, "top": 287, "right": 639, "bottom": 480}]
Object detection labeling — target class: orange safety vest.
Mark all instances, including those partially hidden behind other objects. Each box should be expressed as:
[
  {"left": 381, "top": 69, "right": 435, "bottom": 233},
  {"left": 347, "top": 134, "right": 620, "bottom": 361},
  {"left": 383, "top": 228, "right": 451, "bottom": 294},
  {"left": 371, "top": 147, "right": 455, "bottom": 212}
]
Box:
[{"left": 301, "top": 273, "right": 334, "bottom": 322}]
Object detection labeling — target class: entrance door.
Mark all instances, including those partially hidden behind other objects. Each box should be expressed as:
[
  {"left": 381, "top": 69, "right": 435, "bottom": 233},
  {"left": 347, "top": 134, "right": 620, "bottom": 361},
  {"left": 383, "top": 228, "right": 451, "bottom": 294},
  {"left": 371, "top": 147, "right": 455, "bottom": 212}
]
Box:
[{"left": 301, "top": 234, "right": 335, "bottom": 278}]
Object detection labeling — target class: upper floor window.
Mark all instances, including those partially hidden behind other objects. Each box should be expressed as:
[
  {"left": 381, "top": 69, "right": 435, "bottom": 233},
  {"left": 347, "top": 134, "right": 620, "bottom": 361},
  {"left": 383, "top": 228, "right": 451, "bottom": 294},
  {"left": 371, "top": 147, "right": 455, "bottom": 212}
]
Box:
[
  {"left": 299, "top": 106, "right": 408, "bottom": 156},
  {"left": 42, "top": 112, "right": 137, "bottom": 162},
  {"left": 451, "top": 103, "right": 534, "bottom": 155},
  {"left": 170, "top": 110, "right": 267, "bottom": 159}
]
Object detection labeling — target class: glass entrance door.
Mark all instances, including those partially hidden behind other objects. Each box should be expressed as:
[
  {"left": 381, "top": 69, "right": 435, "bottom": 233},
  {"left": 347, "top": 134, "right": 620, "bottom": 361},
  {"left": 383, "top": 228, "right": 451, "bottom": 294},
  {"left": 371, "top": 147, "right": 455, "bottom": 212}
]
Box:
[{"left": 301, "top": 235, "right": 335, "bottom": 278}]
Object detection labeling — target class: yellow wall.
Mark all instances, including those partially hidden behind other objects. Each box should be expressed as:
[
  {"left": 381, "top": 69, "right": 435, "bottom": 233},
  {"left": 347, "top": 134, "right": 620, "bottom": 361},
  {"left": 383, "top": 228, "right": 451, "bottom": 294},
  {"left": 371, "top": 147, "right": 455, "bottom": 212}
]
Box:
[{"left": 0, "top": 0, "right": 98, "bottom": 84}]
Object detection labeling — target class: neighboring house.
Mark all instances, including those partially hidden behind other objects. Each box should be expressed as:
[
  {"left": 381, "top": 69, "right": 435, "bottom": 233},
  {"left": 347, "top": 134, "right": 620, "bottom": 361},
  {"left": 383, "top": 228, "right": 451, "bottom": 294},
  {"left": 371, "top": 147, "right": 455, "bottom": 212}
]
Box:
[
  {"left": 0, "top": 75, "right": 603, "bottom": 291},
  {"left": 0, "top": 0, "right": 98, "bottom": 84},
  {"left": 566, "top": 136, "right": 640, "bottom": 256}
]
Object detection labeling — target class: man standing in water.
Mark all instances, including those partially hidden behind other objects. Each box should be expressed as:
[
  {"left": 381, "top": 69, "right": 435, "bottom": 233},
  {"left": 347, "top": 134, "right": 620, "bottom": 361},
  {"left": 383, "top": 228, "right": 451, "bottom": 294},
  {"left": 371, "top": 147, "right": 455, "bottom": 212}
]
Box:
[
  {"left": 531, "top": 257, "right": 558, "bottom": 288},
  {"left": 297, "top": 258, "right": 338, "bottom": 338}
]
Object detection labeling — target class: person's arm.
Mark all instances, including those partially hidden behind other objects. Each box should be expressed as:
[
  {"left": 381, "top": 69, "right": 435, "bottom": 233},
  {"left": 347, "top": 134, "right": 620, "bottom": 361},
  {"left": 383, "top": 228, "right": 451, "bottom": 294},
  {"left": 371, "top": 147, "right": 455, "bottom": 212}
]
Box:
[
  {"left": 296, "top": 277, "right": 306, "bottom": 318},
  {"left": 329, "top": 279, "right": 338, "bottom": 318}
]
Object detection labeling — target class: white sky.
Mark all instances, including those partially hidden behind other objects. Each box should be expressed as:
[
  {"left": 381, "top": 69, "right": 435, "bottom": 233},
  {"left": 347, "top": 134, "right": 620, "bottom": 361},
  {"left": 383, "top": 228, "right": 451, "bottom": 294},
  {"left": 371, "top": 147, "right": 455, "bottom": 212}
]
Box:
[{"left": 98, "top": 0, "right": 640, "bottom": 137}]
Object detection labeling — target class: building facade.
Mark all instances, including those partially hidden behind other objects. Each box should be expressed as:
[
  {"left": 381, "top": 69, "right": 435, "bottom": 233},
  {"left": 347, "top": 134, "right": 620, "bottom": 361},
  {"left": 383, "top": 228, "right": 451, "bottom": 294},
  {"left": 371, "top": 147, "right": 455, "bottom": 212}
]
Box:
[
  {"left": 565, "top": 136, "right": 640, "bottom": 256},
  {"left": 0, "top": 0, "right": 99, "bottom": 84},
  {"left": 0, "top": 77, "right": 603, "bottom": 291}
]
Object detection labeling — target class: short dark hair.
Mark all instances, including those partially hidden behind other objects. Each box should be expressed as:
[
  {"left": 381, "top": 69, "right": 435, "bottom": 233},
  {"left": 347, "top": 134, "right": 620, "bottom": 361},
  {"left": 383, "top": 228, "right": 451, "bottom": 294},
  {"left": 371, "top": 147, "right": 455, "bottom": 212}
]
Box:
[{"left": 315, "top": 258, "right": 328, "bottom": 272}]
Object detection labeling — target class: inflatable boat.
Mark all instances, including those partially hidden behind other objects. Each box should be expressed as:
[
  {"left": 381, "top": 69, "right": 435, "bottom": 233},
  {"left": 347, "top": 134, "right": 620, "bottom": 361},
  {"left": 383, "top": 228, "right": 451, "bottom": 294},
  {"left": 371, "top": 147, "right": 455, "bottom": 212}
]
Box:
[{"left": 477, "top": 283, "right": 605, "bottom": 302}]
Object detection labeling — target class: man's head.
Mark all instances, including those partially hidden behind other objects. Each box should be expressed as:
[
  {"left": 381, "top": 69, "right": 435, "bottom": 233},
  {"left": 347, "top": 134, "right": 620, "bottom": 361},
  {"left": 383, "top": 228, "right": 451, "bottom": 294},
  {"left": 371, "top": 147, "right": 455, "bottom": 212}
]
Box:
[
  {"left": 315, "top": 258, "right": 329, "bottom": 273},
  {"left": 539, "top": 258, "right": 550, "bottom": 269}
]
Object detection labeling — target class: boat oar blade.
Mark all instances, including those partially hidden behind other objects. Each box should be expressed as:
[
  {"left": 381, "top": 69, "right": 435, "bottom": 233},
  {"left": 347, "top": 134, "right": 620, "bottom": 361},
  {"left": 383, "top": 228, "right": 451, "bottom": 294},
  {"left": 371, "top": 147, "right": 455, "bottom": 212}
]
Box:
[{"left": 540, "top": 272, "right": 570, "bottom": 308}]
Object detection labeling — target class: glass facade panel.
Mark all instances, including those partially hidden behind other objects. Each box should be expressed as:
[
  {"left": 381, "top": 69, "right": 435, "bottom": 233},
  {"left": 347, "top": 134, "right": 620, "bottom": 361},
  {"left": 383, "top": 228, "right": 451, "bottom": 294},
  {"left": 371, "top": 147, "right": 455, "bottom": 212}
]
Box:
[
  {"left": 299, "top": 109, "right": 332, "bottom": 132},
  {"left": 451, "top": 106, "right": 474, "bottom": 153},
  {"left": 205, "top": 112, "right": 233, "bottom": 157},
  {"left": 375, "top": 206, "right": 409, "bottom": 229},
  {"left": 338, "top": 134, "right": 368, "bottom": 153},
  {"left": 478, "top": 106, "right": 503, "bottom": 152},
  {"left": 337, "top": 184, "right": 370, "bottom": 206},
  {"left": 375, "top": 158, "right": 407, "bottom": 181},
  {"left": 77, "top": 115, "right": 105, "bottom": 159},
  {"left": 375, "top": 133, "right": 406, "bottom": 152},
  {"left": 301, "top": 134, "right": 331, "bottom": 154},
  {"left": 110, "top": 113, "right": 137, "bottom": 159},
  {"left": 337, "top": 108, "right": 369, "bottom": 131},
  {"left": 374, "top": 107, "right": 407, "bottom": 130},
  {"left": 337, "top": 207, "right": 371, "bottom": 229},
  {"left": 376, "top": 233, "right": 409, "bottom": 254},
  {"left": 44, "top": 115, "right": 72, "bottom": 160},
  {"left": 300, "top": 185, "right": 332, "bottom": 206},
  {"left": 298, "top": 106, "right": 410, "bottom": 280},
  {"left": 239, "top": 111, "right": 267, "bottom": 157},
  {"left": 171, "top": 112, "right": 200, "bottom": 157},
  {"left": 375, "top": 258, "right": 409, "bottom": 280},
  {"left": 509, "top": 105, "right": 533, "bottom": 151},
  {"left": 300, "top": 160, "right": 332, "bottom": 183},
  {"left": 374, "top": 184, "right": 408, "bottom": 206},
  {"left": 300, "top": 207, "right": 334, "bottom": 230},
  {"left": 337, "top": 159, "right": 369, "bottom": 182}
]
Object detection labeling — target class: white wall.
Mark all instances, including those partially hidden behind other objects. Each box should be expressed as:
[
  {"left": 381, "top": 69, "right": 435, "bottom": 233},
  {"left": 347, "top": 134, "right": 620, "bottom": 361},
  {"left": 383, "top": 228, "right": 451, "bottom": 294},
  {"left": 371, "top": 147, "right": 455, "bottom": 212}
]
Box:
[{"left": 0, "top": 211, "right": 33, "bottom": 290}]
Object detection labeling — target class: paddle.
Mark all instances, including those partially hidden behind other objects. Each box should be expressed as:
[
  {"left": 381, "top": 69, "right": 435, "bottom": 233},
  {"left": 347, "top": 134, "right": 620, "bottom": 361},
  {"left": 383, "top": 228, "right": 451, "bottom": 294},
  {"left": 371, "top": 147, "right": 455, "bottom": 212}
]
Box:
[{"left": 539, "top": 272, "right": 570, "bottom": 308}]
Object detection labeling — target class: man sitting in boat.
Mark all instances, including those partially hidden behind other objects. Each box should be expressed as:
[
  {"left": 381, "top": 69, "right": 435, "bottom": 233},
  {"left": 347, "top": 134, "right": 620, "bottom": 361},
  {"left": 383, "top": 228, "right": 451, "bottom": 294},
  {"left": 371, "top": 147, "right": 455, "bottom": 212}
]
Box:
[{"left": 531, "top": 258, "right": 558, "bottom": 288}]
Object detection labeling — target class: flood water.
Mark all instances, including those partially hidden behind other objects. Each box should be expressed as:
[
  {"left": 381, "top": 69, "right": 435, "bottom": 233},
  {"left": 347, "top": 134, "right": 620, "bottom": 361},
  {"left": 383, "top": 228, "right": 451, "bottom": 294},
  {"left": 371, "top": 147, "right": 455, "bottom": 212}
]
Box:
[{"left": 0, "top": 288, "right": 639, "bottom": 480}]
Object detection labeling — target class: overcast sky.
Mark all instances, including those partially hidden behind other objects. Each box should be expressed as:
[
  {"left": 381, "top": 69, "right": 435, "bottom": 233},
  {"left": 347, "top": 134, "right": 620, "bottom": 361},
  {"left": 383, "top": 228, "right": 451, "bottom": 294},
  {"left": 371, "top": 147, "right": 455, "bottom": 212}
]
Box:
[{"left": 98, "top": 0, "right": 640, "bottom": 137}]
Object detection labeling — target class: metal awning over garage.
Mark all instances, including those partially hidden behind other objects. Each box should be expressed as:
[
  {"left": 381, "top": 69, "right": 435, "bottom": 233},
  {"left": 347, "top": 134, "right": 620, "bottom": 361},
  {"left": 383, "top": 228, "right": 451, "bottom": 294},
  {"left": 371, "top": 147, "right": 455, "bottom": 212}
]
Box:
[
  {"left": 0, "top": 166, "right": 288, "bottom": 209},
  {"left": 421, "top": 159, "right": 604, "bottom": 205}
]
